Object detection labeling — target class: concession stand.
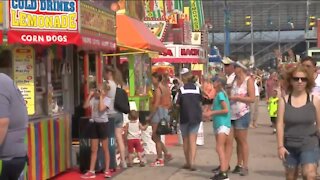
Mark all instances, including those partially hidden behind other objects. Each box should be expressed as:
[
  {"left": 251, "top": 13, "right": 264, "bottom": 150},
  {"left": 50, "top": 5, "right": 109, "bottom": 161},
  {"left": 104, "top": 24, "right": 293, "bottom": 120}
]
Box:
[
  {"left": 1, "top": 0, "right": 114, "bottom": 179},
  {"left": 112, "top": 14, "right": 166, "bottom": 114}
]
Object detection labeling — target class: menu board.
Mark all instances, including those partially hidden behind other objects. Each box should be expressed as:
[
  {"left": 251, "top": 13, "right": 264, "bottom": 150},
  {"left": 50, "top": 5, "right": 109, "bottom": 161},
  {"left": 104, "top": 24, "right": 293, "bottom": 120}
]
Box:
[{"left": 12, "top": 46, "right": 35, "bottom": 115}]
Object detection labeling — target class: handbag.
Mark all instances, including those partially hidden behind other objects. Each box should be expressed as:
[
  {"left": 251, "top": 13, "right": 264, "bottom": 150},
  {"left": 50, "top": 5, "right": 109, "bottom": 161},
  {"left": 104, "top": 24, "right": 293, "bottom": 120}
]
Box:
[
  {"left": 156, "top": 108, "right": 172, "bottom": 135},
  {"left": 114, "top": 87, "right": 130, "bottom": 114}
]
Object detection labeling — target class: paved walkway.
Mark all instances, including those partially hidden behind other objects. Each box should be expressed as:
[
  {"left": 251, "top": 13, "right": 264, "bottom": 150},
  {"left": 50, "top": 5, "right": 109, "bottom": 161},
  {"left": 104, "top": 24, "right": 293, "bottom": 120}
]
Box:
[{"left": 113, "top": 102, "right": 284, "bottom": 180}]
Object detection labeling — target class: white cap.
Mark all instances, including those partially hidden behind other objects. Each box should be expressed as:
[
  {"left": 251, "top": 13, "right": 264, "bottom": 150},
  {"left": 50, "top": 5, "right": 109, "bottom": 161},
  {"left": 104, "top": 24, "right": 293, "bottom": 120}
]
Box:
[
  {"left": 221, "top": 57, "right": 234, "bottom": 65},
  {"left": 180, "top": 68, "right": 189, "bottom": 75}
]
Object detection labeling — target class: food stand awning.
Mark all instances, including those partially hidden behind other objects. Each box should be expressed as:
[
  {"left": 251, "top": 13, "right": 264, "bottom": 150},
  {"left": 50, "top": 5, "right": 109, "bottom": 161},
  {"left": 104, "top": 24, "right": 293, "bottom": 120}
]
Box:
[{"left": 116, "top": 14, "right": 166, "bottom": 53}]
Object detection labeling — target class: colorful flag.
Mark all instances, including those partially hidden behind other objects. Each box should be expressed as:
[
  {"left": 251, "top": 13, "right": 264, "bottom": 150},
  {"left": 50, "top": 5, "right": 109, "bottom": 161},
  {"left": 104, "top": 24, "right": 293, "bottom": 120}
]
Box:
[
  {"left": 158, "top": 0, "right": 165, "bottom": 18},
  {"left": 189, "top": 0, "right": 201, "bottom": 31},
  {"left": 174, "top": 0, "right": 183, "bottom": 12},
  {"left": 165, "top": 0, "right": 173, "bottom": 17},
  {"left": 199, "top": 0, "right": 205, "bottom": 28}
]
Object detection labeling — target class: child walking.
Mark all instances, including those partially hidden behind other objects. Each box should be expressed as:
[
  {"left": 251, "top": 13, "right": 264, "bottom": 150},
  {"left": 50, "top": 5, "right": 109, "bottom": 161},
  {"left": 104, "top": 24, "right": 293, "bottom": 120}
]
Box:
[
  {"left": 268, "top": 89, "right": 279, "bottom": 134},
  {"left": 125, "top": 110, "right": 148, "bottom": 167},
  {"left": 203, "top": 75, "right": 231, "bottom": 180},
  {"left": 81, "top": 82, "right": 112, "bottom": 179}
]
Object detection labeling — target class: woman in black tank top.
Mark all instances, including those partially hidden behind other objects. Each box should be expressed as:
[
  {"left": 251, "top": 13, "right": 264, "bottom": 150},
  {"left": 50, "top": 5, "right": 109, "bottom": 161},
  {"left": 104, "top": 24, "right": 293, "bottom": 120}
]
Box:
[{"left": 277, "top": 65, "right": 320, "bottom": 180}]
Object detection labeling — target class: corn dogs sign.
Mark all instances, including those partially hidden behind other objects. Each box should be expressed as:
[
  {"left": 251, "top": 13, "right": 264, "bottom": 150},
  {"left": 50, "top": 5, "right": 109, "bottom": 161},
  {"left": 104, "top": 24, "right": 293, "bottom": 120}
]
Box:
[{"left": 8, "top": 0, "right": 82, "bottom": 45}]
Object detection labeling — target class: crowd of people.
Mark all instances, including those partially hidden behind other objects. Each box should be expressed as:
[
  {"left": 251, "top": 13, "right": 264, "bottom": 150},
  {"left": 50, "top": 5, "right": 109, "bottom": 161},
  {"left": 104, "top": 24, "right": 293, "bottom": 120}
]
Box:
[
  {"left": 162, "top": 55, "right": 320, "bottom": 180},
  {"left": 50, "top": 55, "right": 320, "bottom": 180}
]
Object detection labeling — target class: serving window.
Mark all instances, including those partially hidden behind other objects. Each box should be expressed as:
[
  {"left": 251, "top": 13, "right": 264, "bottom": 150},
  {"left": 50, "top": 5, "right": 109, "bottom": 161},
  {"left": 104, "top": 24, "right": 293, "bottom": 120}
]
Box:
[{"left": 0, "top": 45, "right": 72, "bottom": 119}]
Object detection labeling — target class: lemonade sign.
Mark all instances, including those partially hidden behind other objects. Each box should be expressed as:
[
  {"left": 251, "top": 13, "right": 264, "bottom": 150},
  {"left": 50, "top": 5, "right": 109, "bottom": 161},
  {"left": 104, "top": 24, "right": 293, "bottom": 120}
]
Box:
[{"left": 9, "top": 0, "right": 78, "bottom": 31}]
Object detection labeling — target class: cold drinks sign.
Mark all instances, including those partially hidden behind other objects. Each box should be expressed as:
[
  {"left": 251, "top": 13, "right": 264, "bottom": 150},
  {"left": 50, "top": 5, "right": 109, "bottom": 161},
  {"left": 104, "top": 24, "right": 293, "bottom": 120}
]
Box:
[{"left": 7, "top": 0, "right": 82, "bottom": 45}]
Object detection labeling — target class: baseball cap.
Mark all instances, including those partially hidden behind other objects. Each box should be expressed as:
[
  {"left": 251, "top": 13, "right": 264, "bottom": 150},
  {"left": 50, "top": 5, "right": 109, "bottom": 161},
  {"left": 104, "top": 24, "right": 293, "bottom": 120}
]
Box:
[
  {"left": 180, "top": 68, "right": 189, "bottom": 75},
  {"left": 221, "top": 56, "right": 235, "bottom": 65}
]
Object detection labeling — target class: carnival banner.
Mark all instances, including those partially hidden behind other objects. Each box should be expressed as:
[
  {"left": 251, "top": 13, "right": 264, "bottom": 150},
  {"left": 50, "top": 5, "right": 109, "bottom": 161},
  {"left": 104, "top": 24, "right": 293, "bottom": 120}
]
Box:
[
  {"left": 145, "top": 0, "right": 183, "bottom": 19},
  {"left": 144, "top": 20, "right": 168, "bottom": 41},
  {"left": 80, "top": 2, "right": 115, "bottom": 36},
  {"left": 189, "top": 0, "right": 203, "bottom": 31}
]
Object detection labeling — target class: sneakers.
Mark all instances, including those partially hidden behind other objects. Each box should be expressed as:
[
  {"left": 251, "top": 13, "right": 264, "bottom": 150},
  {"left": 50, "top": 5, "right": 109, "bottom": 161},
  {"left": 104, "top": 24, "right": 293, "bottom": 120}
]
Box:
[
  {"left": 140, "top": 161, "right": 146, "bottom": 167},
  {"left": 81, "top": 171, "right": 96, "bottom": 179},
  {"left": 239, "top": 167, "right": 249, "bottom": 176},
  {"left": 212, "top": 166, "right": 230, "bottom": 174},
  {"left": 120, "top": 161, "right": 128, "bottom": 169},
  {"left": 232, "top": 165, "right": 242, "bottom": 174},
  {"left": 164, "top": 153, "right": 173, "bottom": 162},
  {"left": 210, "top": 172, "right": 229, "bottom": 180},
  {"left": 150, "top": 159, "right": 165, "bottom": 167},
  {"left": 104, "top": 170, "right": 112, "bottom": 178},
  {"left": 273, "top": 128, "right": 277, "bottom": 134}
]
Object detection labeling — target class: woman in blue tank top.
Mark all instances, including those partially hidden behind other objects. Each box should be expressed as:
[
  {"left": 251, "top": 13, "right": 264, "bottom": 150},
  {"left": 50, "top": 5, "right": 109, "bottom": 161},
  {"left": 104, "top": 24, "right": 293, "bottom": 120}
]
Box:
[{"left": 277, "top": 64, "right": 320, "bottom": 180}]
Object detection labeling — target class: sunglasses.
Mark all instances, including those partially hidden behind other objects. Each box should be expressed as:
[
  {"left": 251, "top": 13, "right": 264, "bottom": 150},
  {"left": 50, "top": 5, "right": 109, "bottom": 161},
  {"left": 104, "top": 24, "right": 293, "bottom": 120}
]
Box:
[{"left": 291, "top": 77, "right": 308, "bottom": 82}]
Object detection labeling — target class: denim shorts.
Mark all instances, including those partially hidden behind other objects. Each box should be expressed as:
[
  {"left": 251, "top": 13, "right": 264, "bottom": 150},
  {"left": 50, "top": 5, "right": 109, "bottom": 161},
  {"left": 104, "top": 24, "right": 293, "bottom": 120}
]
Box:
[
  {"left": 151, "top": 107, "right": 169, "bottom": 124},
  {"left": 283, "top": 147, "right": 319, "bottom": 168},
  {"left": 231, "top": 112, "right": 251, "bottom": 130},
  {"left": 180, "top": 122, "right": 200, "bottom": 137},
  {"left": 109, "top": 113, "right": 123, "bottom": 128}
]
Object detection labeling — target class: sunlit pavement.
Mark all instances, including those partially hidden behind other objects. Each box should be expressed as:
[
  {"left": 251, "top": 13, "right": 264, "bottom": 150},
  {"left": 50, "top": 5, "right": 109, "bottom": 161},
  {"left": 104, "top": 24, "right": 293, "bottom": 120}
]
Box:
[{"left": 113, "top": 101, "right": 285, "bottom": 180}]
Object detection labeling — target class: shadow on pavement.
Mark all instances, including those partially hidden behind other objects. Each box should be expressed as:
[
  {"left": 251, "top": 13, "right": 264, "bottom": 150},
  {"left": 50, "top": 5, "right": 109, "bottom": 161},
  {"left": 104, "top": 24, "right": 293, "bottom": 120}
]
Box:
[{"left": 254, "top": 170, "right": 284, "bottom": 177}]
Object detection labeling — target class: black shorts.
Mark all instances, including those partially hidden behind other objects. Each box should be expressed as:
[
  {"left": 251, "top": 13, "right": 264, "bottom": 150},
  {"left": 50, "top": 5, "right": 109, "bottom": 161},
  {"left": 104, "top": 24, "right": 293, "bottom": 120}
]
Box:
[
  {"left": 88, "top": 122, "right": 109, "bottom": 139},
  {"left": 270, "top": 117, "right": 277, "bottom": 123},
  {"left": 202, "top": 97, "right": 213, "bottom": 105},
  {"left": 0, "top": 156, "right": 27, "bottom": 180}
]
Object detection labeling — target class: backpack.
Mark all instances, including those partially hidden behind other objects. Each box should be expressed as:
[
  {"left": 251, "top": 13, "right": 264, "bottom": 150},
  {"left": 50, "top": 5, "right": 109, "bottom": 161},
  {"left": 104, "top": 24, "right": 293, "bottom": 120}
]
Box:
[{"left": 114, "top": 87, "right": 130, "bottom": 114}]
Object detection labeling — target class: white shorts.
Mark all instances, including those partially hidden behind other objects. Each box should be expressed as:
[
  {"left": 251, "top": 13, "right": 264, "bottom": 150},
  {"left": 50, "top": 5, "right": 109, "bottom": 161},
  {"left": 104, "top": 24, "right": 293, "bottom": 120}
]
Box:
[{"left": 214, "top": 126, "right": 231, "bottom": 135}]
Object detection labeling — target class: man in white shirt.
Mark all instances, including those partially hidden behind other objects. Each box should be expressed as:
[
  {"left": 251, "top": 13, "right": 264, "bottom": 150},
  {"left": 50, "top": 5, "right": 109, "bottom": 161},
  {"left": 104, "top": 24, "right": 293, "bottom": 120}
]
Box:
[
  {"left": 301, "top": 56, "right": 320, "bottom": 96},
  {"left": 249, "top": 75, "right": 260, "bottom": 128},
  {"left": 222, "top": 57, "right": 236, "bottom": 95}
]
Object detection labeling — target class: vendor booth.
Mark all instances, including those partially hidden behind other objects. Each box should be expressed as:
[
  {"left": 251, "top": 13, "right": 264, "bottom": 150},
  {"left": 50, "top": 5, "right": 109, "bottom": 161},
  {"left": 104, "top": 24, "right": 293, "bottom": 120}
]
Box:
[
  {"left": 0, "top": 0, "right": 116, "bottom": 179},
  {"left": 104, "top": 14, "right": 166, "bottom": 114},
  {"left": 3, "top": 1, "right": 82, "bottom": 179}
]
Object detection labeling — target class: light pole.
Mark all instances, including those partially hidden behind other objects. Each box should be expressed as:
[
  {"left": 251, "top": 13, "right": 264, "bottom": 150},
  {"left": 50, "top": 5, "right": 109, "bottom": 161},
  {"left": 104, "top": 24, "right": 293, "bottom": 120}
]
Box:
[
  {"left": 224, "top": 0, "right": 230, "bottom": 56},
  {"left": 250, "top": 6, "right": 254, "bottom": 67},
  {"left": 278, "top": 3, "right": 281, "bottom": 53}
]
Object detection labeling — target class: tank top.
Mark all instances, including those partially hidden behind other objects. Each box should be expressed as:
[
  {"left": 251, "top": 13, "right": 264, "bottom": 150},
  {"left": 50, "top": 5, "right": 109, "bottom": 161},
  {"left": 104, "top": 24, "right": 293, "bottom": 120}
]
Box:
[
  {"left": 127, "top": 120, "right": 141, "bottom": 140},
  {"left": 230, "top": 76, "right": 250, "bottom": 120},
  {"left": 284, "top": 93, "right": 318, "bottom": 151}
]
